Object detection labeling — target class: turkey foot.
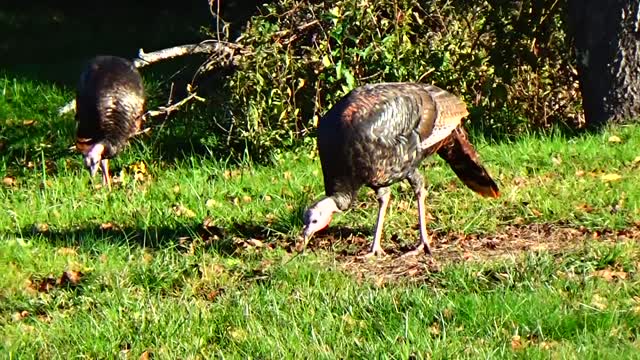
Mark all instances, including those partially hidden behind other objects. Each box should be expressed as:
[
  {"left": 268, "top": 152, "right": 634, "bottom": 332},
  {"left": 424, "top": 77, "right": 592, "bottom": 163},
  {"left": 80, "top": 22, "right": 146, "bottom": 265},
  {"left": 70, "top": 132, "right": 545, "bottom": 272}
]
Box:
[{"left": 362, "top": 248, "right": 387, "bottom": 258}]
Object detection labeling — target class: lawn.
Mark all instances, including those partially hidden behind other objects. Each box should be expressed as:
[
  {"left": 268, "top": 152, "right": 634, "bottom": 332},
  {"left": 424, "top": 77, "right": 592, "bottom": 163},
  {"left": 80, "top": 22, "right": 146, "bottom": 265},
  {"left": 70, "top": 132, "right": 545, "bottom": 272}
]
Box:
[{"left": 1, "top": 73, "right": 640, "bottom": 358}]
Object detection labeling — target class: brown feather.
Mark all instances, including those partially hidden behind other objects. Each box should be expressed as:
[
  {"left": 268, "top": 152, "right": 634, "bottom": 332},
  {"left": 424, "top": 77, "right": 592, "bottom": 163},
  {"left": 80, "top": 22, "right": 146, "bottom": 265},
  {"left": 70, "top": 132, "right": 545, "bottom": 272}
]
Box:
[{"left": 437, "top": 126, "right": 500, "bottom": 198}]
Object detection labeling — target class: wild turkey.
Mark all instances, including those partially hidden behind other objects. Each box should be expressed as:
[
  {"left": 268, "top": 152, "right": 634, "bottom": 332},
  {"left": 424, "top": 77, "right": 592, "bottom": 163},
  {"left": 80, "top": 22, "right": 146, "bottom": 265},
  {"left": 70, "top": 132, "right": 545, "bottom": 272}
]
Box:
[
  {"left": 301, "top": 82, "right": 500, "bottom": 257},
  {"left": 74, "top": 55, "right": 146, "bottom": 189}
]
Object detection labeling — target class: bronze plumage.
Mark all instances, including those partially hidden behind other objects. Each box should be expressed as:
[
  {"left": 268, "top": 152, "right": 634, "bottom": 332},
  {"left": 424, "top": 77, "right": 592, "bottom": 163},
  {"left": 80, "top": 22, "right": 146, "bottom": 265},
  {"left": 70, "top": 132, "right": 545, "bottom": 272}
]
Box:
[
  {"left": 302, "top": 82, "right": 499, "bottom": 257},
  {"left": 75, "top": 55, "right": 145, "bottom": 189}
]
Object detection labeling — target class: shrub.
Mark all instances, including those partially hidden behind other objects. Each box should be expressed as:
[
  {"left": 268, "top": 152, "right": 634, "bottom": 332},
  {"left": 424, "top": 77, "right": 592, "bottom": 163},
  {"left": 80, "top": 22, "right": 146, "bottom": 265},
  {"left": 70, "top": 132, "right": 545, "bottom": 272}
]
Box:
[{"left": 197, "top": 0, "right": 579, "bottom": 161}]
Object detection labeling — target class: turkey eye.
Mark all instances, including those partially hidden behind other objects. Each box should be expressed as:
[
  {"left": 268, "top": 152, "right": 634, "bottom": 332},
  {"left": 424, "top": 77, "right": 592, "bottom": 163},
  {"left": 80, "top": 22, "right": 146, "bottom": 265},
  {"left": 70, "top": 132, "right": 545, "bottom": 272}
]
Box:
[{"left": 312, "top": 220, "right": 318, "bottom": 224}]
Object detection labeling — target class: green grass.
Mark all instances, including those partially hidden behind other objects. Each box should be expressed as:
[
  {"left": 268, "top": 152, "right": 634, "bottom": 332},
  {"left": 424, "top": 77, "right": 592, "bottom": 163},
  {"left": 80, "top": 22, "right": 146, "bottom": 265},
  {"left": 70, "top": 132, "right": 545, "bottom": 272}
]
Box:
[{"left": 2, "top": 76, "right": 640, "bottom": 358}]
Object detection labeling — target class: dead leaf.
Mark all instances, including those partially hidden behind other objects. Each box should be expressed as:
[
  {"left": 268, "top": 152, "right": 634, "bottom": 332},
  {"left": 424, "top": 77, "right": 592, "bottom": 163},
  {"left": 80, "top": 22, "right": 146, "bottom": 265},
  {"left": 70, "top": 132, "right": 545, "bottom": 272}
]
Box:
[
  {"left": 511, "top": 335, "right": 524, "bottom": 350},
  {"left": 173, "top": 185, "right": 180, "bottom": 193},
  {"left": 246, "top": 239, "right": 264, "bottom": 248},
  {"left": 576, "top": 203, "right": 594, "bottom": 213},
  {"left": 202, "top": 217, "right": 216, "bottom": 228},
  {"left": 632, "top": 156, "right": 640, "bottom": 165},
  {"left": 32, "top": 223, "right": 49, "bottom": 234},
  {"left": 551, "top": 156, "right": 562, "bottom": 166},
  {"left": 575, "top": 170, "right": 585, "bottom": 177},
  {"left": 100, "top": 222, "right": 114, "bottom": 230},
  {"left": 591, "top": 269, "right": 628, "bottom": 281},
  {"left": 591, "top": 294, "right": 608, "bottom": 310},
  {"left": 56, "top": 247, "right": 77, "bottom": 256},
  {"left": 139, "top": 350, "right": 152, "bottom": 360},
  {"left": 173, "top": 204, "right": 196, "bottom": 218},
  {"left": 601, "top": 173, "right": 622, "bottom": 182},
  {"left": 11, "top": 310, "right": 30, "bottom": 322},
  {"left": 23, "top": 119, "right": 36, "bottom": 126},
  {"left": 608, "top": 135, "right": 622, "bottom": 143},
  {"left": 32, "top": 277, "right": 56, "bottom": 293},
  {"left": 58, "top": 270, "right": 83, "bottom": 287},
  {"left": 206, "top": 288, "right": 223, "bottom": 301},
  {"left": 205, "top": 199, "right": 216, "bottom": 207},
  {"left": 242, "top": 195, "right": 252, "bottom": 203},
  {"left": 3, "top": 176, "right": 17, "bottom": 187},
  {"left": 264, "top": 195, "right": 272, "bottom": 202},
  {"left": 429, "top": 323, "right": 441, "bottom": 335},
  {"left": 229, "top": 328, "right": 247, "bottom": 341}
]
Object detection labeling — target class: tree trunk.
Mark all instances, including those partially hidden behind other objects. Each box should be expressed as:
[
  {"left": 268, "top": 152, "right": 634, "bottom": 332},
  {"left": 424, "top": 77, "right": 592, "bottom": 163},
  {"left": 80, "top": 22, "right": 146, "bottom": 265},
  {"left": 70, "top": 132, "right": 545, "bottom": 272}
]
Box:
[{"left": 568, "top": 0, "right": 640, "bottom": 128}]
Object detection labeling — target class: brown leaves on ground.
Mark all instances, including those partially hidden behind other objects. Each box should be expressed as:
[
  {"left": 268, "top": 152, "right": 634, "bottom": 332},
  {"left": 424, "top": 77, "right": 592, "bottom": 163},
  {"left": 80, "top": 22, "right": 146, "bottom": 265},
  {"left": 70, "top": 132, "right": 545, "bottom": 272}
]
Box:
[
  {"left": 3, "top": 176, "right": 17, "bottom": 187},
  {"left": 308, "top": 223, "right": 640, "bottom": 284},
  {"left": 591, "top": 268, "right": 628, "bottom": 281},
  {"left": 172, "top": 204, "right": 196, "bottom": 218},
  {"left": 27, "top": 270, "right": 84, "bottom": 293}
]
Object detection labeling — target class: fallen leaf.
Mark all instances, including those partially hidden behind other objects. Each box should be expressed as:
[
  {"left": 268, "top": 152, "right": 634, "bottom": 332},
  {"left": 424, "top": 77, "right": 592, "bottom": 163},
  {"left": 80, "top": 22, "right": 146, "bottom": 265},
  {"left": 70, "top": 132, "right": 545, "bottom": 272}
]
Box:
[
  {"left": 608, "top": 135, "right": 622, "bottom": 143},
  {"left": 139, "top": 350, "right": 152, "bottom": 360},
  {"left": 56, "top": 247, "right": 77, "bottom": 256},
  {"left": 202, "top": 217, "right": 216, "bottom": 228},
  {"left": 633, "top": 156, "right": 640, "bottom": 165},
  {"left": 100, "top": 222, "right": 114, "bottom": 230},
  {"left": 575, "top": 170, "right": 585, "bottom": 177},
  {"left": 229, "top": 328, "right": 247, "bottom": 341},
  {"left": 246, "top": 239, "right": 264, "bottom": 248},
  {"left": 173, "top": 185, "right": 180, "bottom": 193},
  {"left": 32, "top": 223, "right": 49, "bottom": 234},
  {"left": 205, "top": 199, "right": 216, "bottom": 207},
  {"left": 242, "top": 195, "right": 252, "bottom": 203},
  {"left": 58, "top": 270, "right": 83, "bottom": 287},
  {"left": 23, "top": 119, "right": 36, "bottom": 126},
  {"left": 551, "top": 156, "right": 562, "bottom": 166},
  {"left": 206, "top": 288, "right": 223, "bottom": 301},
  {"left": 3, "top": 176, "right": 17, "bottom": 187},
  {"left": 539, "top": 341, "right": 557, "bottom": 350},
  {"left": 511, "top": 335, "right": 524, "bottom": 350},
  {"left": 429, "top": 323, "right": 441, "bottom": 335},
  {"left": 591, "top": 294, "right": 608, "bottom": 310},
  {"left": 601, "top": 173, "right": 622, "bottom": 182},
  {"left": 576, "top": 203, "right": 594, "bottom": 213},
  {"left": 173, "top": 204, "right": 196, "bottom": 218},
  {"left": 264, "top": 195, "right": 272, "bottom": 202},
  {"left": 11, "top": 310, "right": 30, "bottom": 322},
  {"left": 591, "top": 269, "right": 628, "bottom": 281}
]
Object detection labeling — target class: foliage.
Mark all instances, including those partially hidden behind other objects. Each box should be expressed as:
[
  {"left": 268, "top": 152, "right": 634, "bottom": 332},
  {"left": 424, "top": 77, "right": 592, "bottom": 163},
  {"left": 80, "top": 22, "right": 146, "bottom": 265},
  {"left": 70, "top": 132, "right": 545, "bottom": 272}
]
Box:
[{"left": 199, "top": 0, "right": 580, "bottom": 160}]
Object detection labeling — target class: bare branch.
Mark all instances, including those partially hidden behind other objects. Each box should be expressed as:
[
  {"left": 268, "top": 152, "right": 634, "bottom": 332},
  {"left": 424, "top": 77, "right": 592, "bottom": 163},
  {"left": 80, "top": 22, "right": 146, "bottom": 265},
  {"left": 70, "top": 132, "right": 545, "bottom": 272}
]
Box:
[
  {"left": 58, "top": 41, "right": 244, "bottom": 115},
  {"left": 142, "top": 91, "right": 206, "bottom": 120}
]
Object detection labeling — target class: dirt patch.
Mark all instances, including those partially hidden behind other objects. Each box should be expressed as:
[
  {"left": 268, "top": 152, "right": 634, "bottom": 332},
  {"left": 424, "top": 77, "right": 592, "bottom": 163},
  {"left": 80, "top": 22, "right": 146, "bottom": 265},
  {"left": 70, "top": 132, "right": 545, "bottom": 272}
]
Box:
[{"left": 301, "top": 223, "right": 640, "bottom": 283}]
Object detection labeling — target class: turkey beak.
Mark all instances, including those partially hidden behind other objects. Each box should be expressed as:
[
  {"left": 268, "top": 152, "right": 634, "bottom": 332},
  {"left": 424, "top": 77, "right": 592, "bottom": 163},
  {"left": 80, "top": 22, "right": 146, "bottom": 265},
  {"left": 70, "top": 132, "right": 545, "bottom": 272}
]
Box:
[{"left": 302, "top": 227, "right": 313, "bottom": 244}]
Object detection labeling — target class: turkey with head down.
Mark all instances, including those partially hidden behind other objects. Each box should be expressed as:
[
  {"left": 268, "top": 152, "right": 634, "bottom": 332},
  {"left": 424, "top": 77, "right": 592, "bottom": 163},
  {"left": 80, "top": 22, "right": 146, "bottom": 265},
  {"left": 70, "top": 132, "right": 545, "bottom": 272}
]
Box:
[
  {"left": 75, "top": 55, "right": 146, "bottom": 189},
  {"left": 301, "top": 82, "right": 500, "bottom": 257}
]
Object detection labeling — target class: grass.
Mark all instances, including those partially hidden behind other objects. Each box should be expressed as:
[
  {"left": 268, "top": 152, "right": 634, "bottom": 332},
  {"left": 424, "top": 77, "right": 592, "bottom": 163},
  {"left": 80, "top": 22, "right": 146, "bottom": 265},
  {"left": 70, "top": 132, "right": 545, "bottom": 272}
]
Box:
[{"left": 2, "top": 74, "right": 640, "bottom": 358}]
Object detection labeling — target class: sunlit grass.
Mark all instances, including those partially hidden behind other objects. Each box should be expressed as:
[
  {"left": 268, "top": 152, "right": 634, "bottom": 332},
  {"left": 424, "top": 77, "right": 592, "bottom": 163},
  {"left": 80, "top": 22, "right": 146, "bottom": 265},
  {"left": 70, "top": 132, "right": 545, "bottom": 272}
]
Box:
[{"left": 1, "top": 76, "right": 640, "bottom": 358}]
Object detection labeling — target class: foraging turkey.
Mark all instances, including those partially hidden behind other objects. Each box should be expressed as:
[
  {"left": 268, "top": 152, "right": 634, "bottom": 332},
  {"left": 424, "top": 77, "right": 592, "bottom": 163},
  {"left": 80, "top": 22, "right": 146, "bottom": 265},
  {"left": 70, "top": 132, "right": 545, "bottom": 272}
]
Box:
[
  {"left": 301, "top": 82, "right": 500, "bottom": 257},
  {"left": 74, "top": 55, "right": 146, "bottom": 189}
]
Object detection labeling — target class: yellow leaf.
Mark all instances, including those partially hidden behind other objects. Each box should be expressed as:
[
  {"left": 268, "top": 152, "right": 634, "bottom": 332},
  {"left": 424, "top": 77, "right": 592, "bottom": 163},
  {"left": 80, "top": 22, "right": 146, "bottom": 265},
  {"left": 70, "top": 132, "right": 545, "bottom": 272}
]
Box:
[
  {"left": 601, "top": 173, "right": 622, "bottom": 182},
  {"left": 608, "top": 135, "right": 622, "bottom": 143},
  {"left": 632, "top": 156, "right": 640, "bottom": 165},
  {"left": 205, "top": 199, "right": 216, "bottom": 207}
]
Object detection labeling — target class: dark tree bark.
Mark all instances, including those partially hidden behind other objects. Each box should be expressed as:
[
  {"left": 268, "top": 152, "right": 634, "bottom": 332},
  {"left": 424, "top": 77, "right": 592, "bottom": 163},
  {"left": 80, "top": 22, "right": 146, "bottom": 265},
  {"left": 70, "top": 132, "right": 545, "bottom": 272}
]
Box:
[{"left": 568, "top": 0, "right": 640, "bottom": 128}]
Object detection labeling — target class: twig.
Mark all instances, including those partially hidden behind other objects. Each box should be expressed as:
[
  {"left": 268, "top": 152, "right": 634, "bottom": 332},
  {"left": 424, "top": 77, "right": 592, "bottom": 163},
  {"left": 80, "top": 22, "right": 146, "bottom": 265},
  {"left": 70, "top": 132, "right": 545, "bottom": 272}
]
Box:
[
  {"left": 143, "top": 91, "right": 205, "bottom": 119},
  {"left": 58, "top": 41, "right": 244, "bottom": 115}
]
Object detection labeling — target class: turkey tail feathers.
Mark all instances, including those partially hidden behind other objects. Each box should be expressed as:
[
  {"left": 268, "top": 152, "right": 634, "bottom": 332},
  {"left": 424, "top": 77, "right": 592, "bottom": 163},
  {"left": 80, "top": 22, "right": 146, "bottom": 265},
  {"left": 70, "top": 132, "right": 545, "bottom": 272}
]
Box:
[{"left": 437, "top": 126, "right": 500, "bottom": 198}]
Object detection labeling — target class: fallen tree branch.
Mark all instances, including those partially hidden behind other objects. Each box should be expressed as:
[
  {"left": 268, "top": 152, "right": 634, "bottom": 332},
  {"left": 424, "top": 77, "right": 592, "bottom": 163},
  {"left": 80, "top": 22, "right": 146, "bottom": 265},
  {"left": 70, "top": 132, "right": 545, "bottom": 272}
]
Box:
[
  {"left": 58, "top": 41, "right": 244, "bottom": 115},
  {"left": 142, "top": 91, "right": 206, "bottom": 120}
]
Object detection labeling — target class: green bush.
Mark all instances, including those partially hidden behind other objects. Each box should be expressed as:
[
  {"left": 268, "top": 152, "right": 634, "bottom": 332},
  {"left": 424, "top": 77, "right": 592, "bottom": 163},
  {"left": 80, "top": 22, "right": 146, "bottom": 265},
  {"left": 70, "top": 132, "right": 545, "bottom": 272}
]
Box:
[{"left": 199, "top": 0, "right": 579, "bottom": 161}]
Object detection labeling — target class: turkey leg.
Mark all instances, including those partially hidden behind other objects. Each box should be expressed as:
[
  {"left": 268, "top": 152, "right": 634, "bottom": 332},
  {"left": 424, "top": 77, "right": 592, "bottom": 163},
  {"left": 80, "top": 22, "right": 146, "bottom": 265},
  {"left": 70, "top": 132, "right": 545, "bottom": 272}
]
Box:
[
  {"left": 365, "top": 186, "right": 391, "bottom": 257},
  {"left": 404, "top": 170, "right": 433, "bottom": 256},
  {"left": 100, "top": 159, "right": 112, "bottom": 190}
]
